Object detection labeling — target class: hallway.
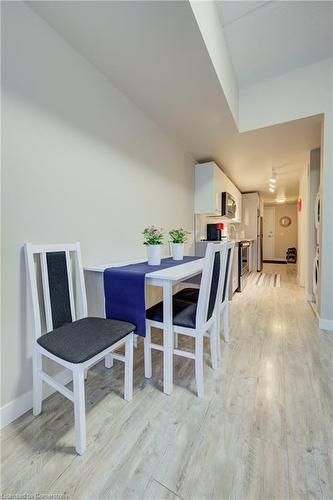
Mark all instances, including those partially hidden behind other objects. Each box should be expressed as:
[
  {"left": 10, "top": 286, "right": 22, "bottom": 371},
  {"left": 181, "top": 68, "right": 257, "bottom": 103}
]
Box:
[{"left": 1, "top": 265, "right": 332, "bottom": 500}]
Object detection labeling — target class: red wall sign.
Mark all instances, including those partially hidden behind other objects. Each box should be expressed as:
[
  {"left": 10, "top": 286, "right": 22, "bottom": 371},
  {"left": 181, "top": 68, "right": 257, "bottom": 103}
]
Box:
[{"left": 297, "top": 198, "right": 302, "bottom": 212}]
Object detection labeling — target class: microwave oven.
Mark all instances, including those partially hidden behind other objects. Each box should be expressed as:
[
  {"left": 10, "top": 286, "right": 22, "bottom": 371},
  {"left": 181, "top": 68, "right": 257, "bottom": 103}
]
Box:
[{"left": 221, "top": 192, "right": 237, "bottom": 219}]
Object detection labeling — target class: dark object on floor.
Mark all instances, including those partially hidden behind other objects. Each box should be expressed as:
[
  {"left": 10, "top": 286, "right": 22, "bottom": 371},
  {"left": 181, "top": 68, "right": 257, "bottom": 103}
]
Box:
[{"left": 286, "top": 247, "right": 297, "bottom": 263}]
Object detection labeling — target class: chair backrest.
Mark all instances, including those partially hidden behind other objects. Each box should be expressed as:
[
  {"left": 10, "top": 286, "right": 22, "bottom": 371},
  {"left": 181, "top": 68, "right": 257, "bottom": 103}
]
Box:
[
  {"left": 221, "top": 241, "right": 235, "bottom": 306},
  {"left": 24, "top": 242, "right": 87, "bottom": 340},
  {"left": 195, "top": 242, "right": 227, "bottom": 329}
]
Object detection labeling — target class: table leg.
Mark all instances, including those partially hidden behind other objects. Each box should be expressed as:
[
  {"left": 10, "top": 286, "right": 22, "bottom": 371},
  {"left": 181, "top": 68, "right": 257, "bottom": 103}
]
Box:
[{"left": 163, "top": 280, "right": 173, "bottom": 395}]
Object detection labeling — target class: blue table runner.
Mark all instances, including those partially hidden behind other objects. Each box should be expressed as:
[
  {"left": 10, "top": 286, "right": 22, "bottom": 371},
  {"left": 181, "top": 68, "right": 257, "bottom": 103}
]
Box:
[{"left": 104, "top": 256, "right": 200, "bottom": 336}]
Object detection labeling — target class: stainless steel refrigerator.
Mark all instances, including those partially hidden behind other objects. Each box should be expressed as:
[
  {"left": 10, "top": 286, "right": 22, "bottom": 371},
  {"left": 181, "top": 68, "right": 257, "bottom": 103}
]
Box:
[{"left": 257, "top": 214, "right": 263, "bottom": 271}]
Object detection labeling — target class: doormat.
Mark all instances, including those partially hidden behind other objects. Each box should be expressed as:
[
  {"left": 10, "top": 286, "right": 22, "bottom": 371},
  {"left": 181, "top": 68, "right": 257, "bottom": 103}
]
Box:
[{"left": 254, "top": 273, "right": 281, "bottom": 287}]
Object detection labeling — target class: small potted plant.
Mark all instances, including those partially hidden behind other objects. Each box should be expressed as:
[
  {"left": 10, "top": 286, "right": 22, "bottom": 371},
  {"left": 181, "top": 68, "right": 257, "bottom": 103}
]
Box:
[
  {"left": 169, "top": 228, "right": 190, "bottom": 261},
  {"left": 143, "top": 226, "right": 164, "bottom": 265}
]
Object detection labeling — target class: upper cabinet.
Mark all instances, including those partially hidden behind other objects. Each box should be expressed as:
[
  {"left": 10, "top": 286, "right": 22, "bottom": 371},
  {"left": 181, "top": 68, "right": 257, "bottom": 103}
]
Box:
[
  {"left": 194, "top": 162, "right": 242, "bottom": 222},
  {"left": 242, "top": 192, "right": 260, "bottom": 239}
]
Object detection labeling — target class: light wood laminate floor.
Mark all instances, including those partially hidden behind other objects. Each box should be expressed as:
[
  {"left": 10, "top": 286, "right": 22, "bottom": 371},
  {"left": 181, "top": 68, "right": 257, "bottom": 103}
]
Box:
[{"left": 1, "top": 264, "right": 332, "bottom": 499}]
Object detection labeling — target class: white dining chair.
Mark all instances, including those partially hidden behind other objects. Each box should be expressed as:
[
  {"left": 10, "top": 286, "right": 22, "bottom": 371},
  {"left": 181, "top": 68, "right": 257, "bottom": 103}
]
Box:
[
  {"left": 218, "top": 241, "right": 235, "bottom": 344},
  {"left": 144, "top": 242, "right": 227, "bottom": 398},
  {"left": 174, "top": 241, "right": 235, "bottom": 352},
  {"left": 24, "top": 242, "right": 135, "bottom": 455}
]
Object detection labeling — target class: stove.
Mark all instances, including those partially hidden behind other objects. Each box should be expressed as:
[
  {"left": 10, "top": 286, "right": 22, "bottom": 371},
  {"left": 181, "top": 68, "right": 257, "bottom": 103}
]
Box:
[{"left": 238, "top": 240, "right": 251, "bottom": 291}]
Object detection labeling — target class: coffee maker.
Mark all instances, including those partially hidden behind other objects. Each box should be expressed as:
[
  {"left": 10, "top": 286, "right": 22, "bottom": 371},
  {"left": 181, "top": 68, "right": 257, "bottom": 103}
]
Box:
[{"left": 207, "top": 223, "right": 224, "bottom": 241}]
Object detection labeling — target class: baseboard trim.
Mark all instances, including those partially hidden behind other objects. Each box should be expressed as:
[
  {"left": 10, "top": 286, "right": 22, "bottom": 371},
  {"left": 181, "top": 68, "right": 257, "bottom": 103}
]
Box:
[
  {"left": 319, "top": 317, "right": 333, "bottom": 331},
  {"left": 0, "top": 369, "right": 72, "bottom": 429},
  {"left": 263, "top": 260, "right": 287, "bottom": 264}
]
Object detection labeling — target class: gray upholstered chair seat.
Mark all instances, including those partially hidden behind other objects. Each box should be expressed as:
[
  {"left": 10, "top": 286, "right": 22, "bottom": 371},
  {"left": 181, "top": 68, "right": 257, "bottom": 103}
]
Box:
[
  {"left": 146, "top": 299, "right": 197, "bottom": 329},
  {"left": 37, "top": 317, "right": 135, "bottom": 364},
  {"left": 173, "top": 288, "right": 199, "bottom": 303}
]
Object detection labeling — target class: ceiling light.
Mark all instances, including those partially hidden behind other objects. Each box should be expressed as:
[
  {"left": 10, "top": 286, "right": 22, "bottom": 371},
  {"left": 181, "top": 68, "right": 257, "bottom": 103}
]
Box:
[
  {"left": 269, "top": 187, "right": 275, "bottom": 192},
  {"left": 276, "top": 197, "right": 286, "bottom": 203},
  {"left": 269, "top": 177, "right": 277, "bottom": 183},
  {"left": 269, "top": 182, "right": 276, "bottom": 188}
]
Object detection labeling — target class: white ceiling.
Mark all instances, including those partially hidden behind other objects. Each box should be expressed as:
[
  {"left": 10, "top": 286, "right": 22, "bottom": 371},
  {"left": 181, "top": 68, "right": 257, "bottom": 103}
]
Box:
[
  {"left": 217, "top": 0, "right": 333, "bottom": 88},
  {"left": 28, "top": 1, "right": 322, "bottom": 203},
  {"left": 217, "top": 1, "right": 270, "bottom": 26}
]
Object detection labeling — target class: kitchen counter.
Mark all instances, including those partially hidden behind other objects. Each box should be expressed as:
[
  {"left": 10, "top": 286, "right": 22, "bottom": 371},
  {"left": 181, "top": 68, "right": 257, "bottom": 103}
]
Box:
[
  {"left": 195, "top": 239, "right": 255, "bottom": 277},
  {"left": 197, "top": 238, "right": 255, "bottom": 244},
  {"left": 195, "top": 238, "right": 254, "bottom": 259}
]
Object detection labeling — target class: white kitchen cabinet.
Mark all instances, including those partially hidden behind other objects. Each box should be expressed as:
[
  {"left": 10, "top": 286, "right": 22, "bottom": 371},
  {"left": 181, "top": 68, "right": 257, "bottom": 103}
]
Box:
[
  {"left": 242, "top": 192, "right": 263, "bottom": 271},
  {"left": 259, "top": 197, "right": 264, "bottom": 217},
  {"left": 242, "top": 192, "right": 259, "bottom": 239},
  {"left": 194, "top": 162, "right": 242, "bottom": 222},
  {"left": 194, "top": 162, "right": 221, "bottom": 216}
]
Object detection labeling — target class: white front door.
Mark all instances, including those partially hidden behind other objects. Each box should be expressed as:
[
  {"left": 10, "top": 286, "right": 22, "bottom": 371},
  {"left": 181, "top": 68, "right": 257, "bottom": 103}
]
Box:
[{"left": 263, "top": 207, "right": 275, "bottom": 260}]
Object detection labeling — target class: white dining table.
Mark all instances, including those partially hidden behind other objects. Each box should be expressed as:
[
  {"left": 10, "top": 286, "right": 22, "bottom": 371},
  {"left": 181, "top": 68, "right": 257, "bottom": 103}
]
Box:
[{"left": 84, "top": 257, "right": 204, "bottom": 395}]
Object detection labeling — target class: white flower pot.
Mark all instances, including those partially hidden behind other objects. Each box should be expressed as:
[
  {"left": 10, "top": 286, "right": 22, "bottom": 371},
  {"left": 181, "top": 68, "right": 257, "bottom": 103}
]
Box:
[
  {"left": 146, "top": 244, "right": 162, "bottom": 266},
  {"left": 171, "top": 242, "right": 184, "bottom": 261}
]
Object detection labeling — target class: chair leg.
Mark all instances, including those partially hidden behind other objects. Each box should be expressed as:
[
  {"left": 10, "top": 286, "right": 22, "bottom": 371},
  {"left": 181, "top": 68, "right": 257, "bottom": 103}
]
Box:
[
  {"left": 195, "top": 334, "right": 204, "bottom": 398},
  {"left": 73, "top": 367, "right": 86, "bottom": 455},
  {"left": 84, "top": 368, "right": 88, "bottom": 380},
  {"left": 33, "top": 348, "right": 43, "bottom": 416},
  {"left": 215, "top": 310, "right": 221, "bottom": 360},
  {"left": 124, "top": 334, "right": 134, "bottom": 401},
  {"left": 144, "top": 323, "right": 152, "bottom": 378},
  {"left": 174, "top": 332, "right": 179, "bottom": 349},
  {"left": 133, "top": 334, "right": 138, "bottom": 348},
  {"left": 209, "top": 321, "right": 218, "bottom": 370},
  {"left": 105, "top": 354, "right": 113, "bottom": 368},
  {"left": 223, "top": 303, "right": 230, "bottom": 343}
]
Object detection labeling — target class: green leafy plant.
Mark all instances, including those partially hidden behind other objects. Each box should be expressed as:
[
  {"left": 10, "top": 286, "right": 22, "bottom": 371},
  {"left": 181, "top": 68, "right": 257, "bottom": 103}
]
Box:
[
  {"left": 169, "top": 228, "right": 190, "bottom": 244},
  {"left": 143, "top": 226, "right": 164, "bottom": 245}
]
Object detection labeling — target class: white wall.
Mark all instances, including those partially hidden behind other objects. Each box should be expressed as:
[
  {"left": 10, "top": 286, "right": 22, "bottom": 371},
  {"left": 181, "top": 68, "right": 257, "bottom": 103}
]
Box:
[
  {"left": 274, "top": 203, "right": 297, "bottom": 260},
  {"left": 298, "top": 169, "right": 309, "bottom": 287},
  {"left": 1, "top": 2, "right": 194, "bottom": 419},
  {"left": 238, "top": 59, "right": 332, "bottom": 132},
  {"left": 306, "top": 148, "right": 321, "bottom": 302},
  {"left": 318, "top": 113, "right": 333, "bottom": 329},
  {"left": 238, "top": 58, "right": 333, "bottom": 327}
]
